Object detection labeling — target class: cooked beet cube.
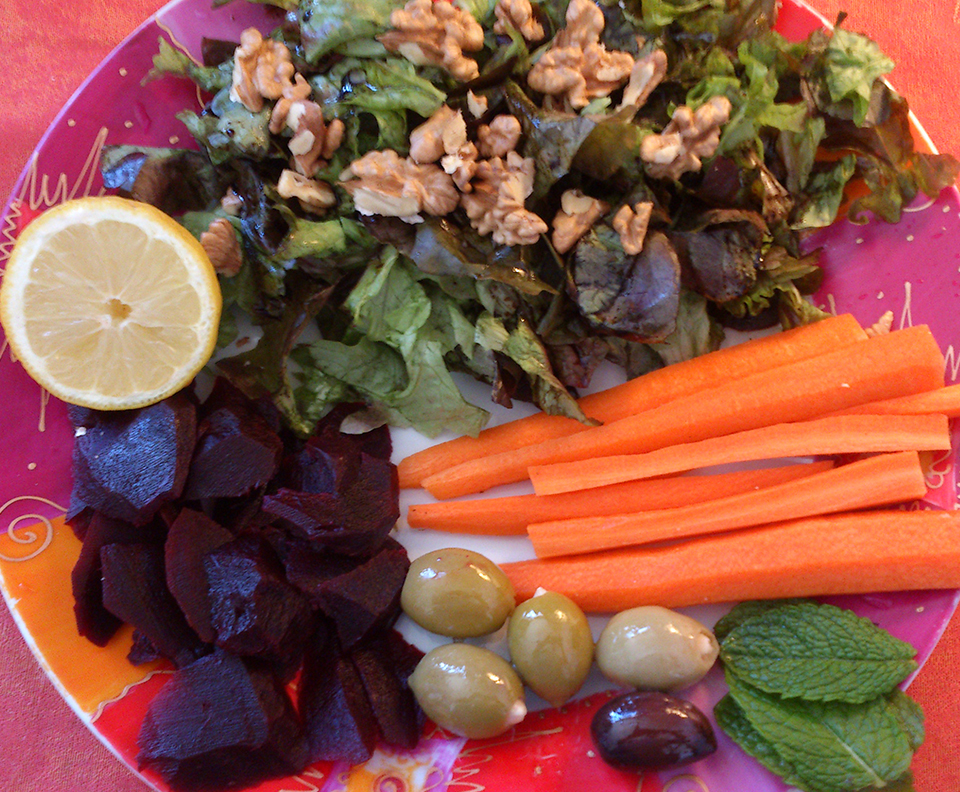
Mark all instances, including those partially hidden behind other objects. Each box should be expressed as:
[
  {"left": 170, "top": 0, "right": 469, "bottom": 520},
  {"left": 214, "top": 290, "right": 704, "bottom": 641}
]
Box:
[
  {"left": 71, "top": 393, "right": 197, "bottom": 525},
  {"left": 165, "top": 509, "right": 235, "bottom": 643},
  {"left": 101, "top": 543, "right": 209, "bottom": 667},
  {"left": 184, "top": 403, "right": 283, "bottom": 500},
  {"left": 280, "top": 439, "right": 354, "bottom": 496},
  {"left": 350, "top": 632, "right": 423, "bottom": 749},
  {"left": 129, "top": 630, "right": 163, "bottom": 666},
  {"left": 292, "top": 538, "right": 408, "bottom": 649},
  {"left": 262, "top": 453, "right": 399, "bottom": 556},
  {"left": 138, "top": 650, "right": 308, "bottom": 791},
  {"left": 203, "top": 536, "right": 312, "bottom": 681},
  {"left": 299, "top": 638, "right": 378, "bottom": 765},
  {"left": 72, "top": 513, "right": 166, "bottom": 646}
]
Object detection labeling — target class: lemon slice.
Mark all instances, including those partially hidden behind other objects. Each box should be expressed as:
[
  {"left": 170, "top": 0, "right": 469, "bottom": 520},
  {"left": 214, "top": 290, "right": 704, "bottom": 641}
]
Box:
[{"left": 0, "top": 196, "right": 222, "bottom": 410}]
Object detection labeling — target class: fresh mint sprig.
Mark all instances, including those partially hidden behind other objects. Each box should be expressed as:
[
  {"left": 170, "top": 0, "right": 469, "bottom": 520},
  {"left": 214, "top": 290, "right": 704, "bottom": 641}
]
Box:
[{"left": 716, "top": 600, "right": 924, "bottom": 792}]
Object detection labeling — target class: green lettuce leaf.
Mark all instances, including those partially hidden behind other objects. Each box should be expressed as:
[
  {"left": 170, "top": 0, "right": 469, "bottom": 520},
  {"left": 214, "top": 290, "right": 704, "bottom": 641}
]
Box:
[
  {"left": 299, "top": 0, "right": 404, "bottom": 62},
  {"left": 823, "top": 27, "right": 895, "bottom": 126},
  {"left": 177, "top": 90, "right": 271, "bottom": 165},
  {"left": 145, "top": 37, "right": 233, "bottom": 93},
  {"left": 792, "top": 154, "right": 857, "bottom": 229}
]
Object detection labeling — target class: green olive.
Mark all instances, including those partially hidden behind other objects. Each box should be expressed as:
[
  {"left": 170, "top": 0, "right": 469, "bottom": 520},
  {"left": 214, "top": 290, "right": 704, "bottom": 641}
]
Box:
[
  {"left": 507, "top": 589, "right": 594, "bottom": 707},
  {"left": 596, "top": 606, "right": 719, "bottom": 692},
  {"left": 408, "top": 643, "right": 527, "bottom": 739},
  {"left": 401, "top": 547, "right": 515, "bottom": 638}
]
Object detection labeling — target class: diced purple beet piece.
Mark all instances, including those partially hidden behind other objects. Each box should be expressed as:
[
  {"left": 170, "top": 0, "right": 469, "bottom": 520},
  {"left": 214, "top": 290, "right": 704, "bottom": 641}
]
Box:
[
  {"left": 165, "top": 509, "right": 235, "bottom": 643},
  {"left": 299, "top": 638, "right": 378, "bottom": 765},
  {"left": 295, "top": 537, "right": 409, "bottom": 649},
  {"left": 350, "top": 632, "right": 423, "bottom": 749},
  {"left": 184, "top": 403, "right": 283, "bottom": 500},
  {"left": 101, "top": 543, "right": 209, "bottom": 667},
  {"left": 262, "top": 453, "right": 399, "bottom": 556},
  {"left": 281, "top": 543, "right": 364, "bottom": 602},
  {"left": 70, "top": 393, "right": 197, "bottom": 525},
  {"left": 138, "top": 650, "right": 308, "bottom": 791},
  {"left": 280, "top": 441, "right": 353, "bottom": 496},
  {"left": 72, "top": 513, "right": 166, "bottom": 647},
  {"left": 129, "top": 630, "right": 163, "bottom": 666},
  {"left": 203, "top": 536, "right": 312, "bottom": 681},
  {"left": 201, "top": 377, "right": 283, "bottom": 435}
]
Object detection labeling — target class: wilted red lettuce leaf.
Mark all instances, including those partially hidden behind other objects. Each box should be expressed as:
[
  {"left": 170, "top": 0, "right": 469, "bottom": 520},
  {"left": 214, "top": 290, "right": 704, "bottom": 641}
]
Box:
[{"left": 573, "top": 228, "right": 681, "bottom": 341}]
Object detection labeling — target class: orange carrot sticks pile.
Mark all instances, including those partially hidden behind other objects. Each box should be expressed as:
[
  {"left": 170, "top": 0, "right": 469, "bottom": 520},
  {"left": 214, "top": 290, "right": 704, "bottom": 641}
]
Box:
[
  {"left": 528, "top": 413, "right": 950, "bottom": 495},
  {"left": 420, "top": 325, "right": 944, "bottom": 499},
  {"left": 407, "top": 462, "right": 833, "bottom": 535},
  {"left": 502, "top": 510, "right": 960, "bottom": 612},
  {"left": 397, "top": 313, "right": 867, "bottom": 488},
  {"left": 527, "top": 451, "right": 928, "bottom": 558}
]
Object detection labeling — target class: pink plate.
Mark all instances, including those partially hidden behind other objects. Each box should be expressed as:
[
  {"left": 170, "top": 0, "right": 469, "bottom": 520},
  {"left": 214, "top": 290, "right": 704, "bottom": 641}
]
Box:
[{"left": 1, "top": 1, "right": 958, "bottom": 790}]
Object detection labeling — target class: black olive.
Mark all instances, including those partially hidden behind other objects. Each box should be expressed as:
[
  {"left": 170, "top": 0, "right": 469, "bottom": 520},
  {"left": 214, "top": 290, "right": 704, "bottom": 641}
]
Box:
[{"left": 590, "top": 691, "right": 717, "bottom": 771}]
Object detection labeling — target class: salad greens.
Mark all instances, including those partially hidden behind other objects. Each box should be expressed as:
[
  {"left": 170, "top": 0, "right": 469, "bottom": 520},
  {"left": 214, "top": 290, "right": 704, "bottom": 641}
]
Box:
[{"left": 106, "top": 0, "right": 958, "bottom": 438}]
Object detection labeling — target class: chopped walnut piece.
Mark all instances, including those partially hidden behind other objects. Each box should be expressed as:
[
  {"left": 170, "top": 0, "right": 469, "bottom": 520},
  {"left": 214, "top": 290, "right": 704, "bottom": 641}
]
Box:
[
  {"left": 378, "top": 0, "right": 484, "bottom": 82},
  {"left": 552, "top": 189, "right": 608, "bottom": 253},
  {"left": 282, "top": 100, "right": 345, "bottom": 177},
  {"left": 230, "top": 28, "right": 296, "bottom": 113},
  {"left": 865, "top": 310, "right": 894, "bottom": 338},
  {"left": 409, "top": 105, "right": 479, "bottom": 190},
  {"left": 467, "top": 90, "right": 489, "bottom": 119},
  {"left": 268, "top": 74, "right": 313, "bottom": 134},
  {"left": 277, "top": 169, "right": 337, "bottom": 214},
  {"left": 410, "top": 106, "right": 468, "bottom": 164},
  {"left": 341, "top": 150, "right": 460, "bottom": 223},
  {"left": 619, "top": 49, "right": 668, "bottom": 110},
  {"left": 461, "top": 151, "right": 547, "bottom": 246},
  {"left": 527, "top": 0, "right": 633, "bottom": 109},
  {"left": 612, "top": 202, "right": 653, "bottom": 255},
  {"left": 200, "top": 218, "right": 242, "bottom": 277},
  {"left": 639, "top": 96, "right": 732, "bottom": 180},
  {"left": 494, "top": 0, "right": 545, "bottom": 42},
  {"left": 478, "top": 115, "right": 523, "bottom": 158},
  {"left": 220, "top": 189, "right": 242, "bottom": 216}
]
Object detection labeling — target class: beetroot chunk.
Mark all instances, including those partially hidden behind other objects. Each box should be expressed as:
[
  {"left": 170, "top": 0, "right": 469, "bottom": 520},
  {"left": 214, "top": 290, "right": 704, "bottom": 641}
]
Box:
[
  {"left": 299, "top": 638, "right": 378, "bottom": 765},
  {"left": 101, "top": 543, "right": 209, "bottom": 667},
  {"left": 350, "top": 632, "right": 423, "bottom": 749},
  {"left": 262, "top": 453, "right": 399, "bottom": 556},
  {"left": 203, "top": 536, "right": 312, "bottom": 682},
  {"left": 289, "top": 538, "right": 409, "bottom": 649},
  {"left": 184, "top": 403, "right": 283, "bottom": 500},
  {"left": 71, "top": 394, "right": 196, "bottom": 525},
  {"left": 138, "top": 650, "right": 308, "bottom": 791},
  {"left": 164, "top": 509, "right": 235, "bottom": 643},
  {"left": 72, "top": 513, "right": 166, "bottom": 646}
]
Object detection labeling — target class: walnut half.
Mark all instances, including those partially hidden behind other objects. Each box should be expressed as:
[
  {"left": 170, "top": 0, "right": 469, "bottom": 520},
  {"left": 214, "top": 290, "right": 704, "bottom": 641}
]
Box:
[
  {"left": 612, "top": 202, "right": 653, "bottom": 255},
  {"left": 230, "top": 28, "right": 295, "bottom": 113},
  {"left": 340, "top": 150, "right": 460, "bottom": 223},
  {"left": 640, "top": 96, "right": 732, "bottom": 180},
  {"left": 527, "top": 0, "right": 634, "bottom": 109},
  {"left": 378, "top": 0, "right": 485, "bottom": 82},
  {"left": 461, "top": 151, "right": 548, "bottom": 246},
  {"left": 552, "top": 189, "right": 608, "bottom": 253}
]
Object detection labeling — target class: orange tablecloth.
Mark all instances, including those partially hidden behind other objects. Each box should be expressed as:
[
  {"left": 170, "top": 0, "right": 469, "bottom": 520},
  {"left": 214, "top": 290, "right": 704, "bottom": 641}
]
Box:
[{"left": 3, "top": 1, "right": 959, "bottom": 790}]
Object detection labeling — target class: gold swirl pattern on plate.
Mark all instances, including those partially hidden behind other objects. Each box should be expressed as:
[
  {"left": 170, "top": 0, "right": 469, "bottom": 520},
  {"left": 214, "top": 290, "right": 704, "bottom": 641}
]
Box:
[{"left": 0, "top": 496, "right": 66, "bottom": 562}]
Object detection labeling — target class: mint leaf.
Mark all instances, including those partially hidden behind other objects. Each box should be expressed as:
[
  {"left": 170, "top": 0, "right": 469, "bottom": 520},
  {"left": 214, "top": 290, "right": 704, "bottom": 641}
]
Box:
[
  {"left": 726, "top": 672, "right": 916, "bottom": 792},
  {"left": 721, "top": 601, "right": 917, "bottom": 703},
  {"left": 714, "top": 694, "right": 810, "bottom": 789},
  {"left": 714, "top": 599, "right": 811, "bottom": 642},
  {"left": 823, "top": 27, "right": 895, "bottom": 126},
  {"left": 888, "top": 690, "right": 925, "bottom": 752}
]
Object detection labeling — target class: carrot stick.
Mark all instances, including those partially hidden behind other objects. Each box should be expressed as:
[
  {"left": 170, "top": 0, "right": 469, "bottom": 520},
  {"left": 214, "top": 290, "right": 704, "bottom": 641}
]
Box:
[
  {"left": 528, "top": 452, "right": 928, "bottom": 558},
  {"left": 831, "top": 382, "right": 960, "bottom": 418},
  {"left": 407, "top": 461, "right": 834, "bottom": 535},
  {"left": 397, "top": 314, "right": 867, "bottom": 488},
  {"left": 422, "top": 325, "right": 945, "bottom": 500},
  {"left": 528, "top": 413, "right": 950, "bottom": 495},
  {"left": 502, "top": 509, "right": 960, "bottom": 612}
]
